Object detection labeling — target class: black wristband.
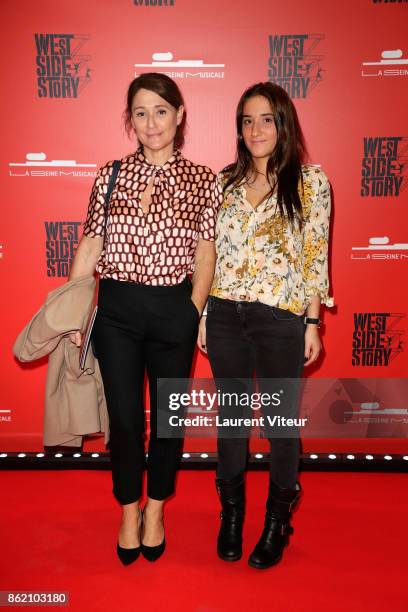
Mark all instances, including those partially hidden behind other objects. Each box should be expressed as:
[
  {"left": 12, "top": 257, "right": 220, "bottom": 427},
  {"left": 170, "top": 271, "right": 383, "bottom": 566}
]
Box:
[{"left": 304, "top": 317, "right": 321, "bottom": 327}]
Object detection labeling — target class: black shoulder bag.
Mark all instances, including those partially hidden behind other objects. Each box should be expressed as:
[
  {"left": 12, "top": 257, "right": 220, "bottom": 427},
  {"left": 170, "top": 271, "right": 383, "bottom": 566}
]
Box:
[{"left": 79, "top": 160, "right": 121, "bottom": 369}]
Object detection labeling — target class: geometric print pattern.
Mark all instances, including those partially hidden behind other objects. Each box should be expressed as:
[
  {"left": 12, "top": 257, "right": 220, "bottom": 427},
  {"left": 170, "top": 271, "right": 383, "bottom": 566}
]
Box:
[{"left": 83, "top": 147, "right": 223, "bottom": 285}]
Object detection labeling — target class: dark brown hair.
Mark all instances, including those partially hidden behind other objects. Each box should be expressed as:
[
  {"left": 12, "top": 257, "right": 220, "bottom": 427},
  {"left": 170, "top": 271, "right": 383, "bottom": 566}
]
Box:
[
  {"left": 223, "top": 82, "right": 308, "bottom": 228},
  {"left": 124, "top": 73, "right": 186, "bottom": 149}
]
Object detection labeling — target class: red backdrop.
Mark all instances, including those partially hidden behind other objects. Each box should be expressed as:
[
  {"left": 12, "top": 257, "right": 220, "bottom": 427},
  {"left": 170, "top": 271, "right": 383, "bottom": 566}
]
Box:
[{"left": 1, "top": 0, "right": 407, "bottom": 454}]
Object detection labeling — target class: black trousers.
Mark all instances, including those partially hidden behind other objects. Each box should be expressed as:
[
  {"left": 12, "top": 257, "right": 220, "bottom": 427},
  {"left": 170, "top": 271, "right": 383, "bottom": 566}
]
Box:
[
  {"left": 206, "top": 296, "right": 305, "bottom": 489},
  {"left": 93, "top": 277, "right": 199, "bottom": 505}
]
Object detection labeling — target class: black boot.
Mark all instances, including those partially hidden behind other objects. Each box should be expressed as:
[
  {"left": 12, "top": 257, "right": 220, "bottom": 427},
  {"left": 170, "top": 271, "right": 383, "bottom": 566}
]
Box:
[
  {"left": 248, "top": 480, "right": 302, "bottom": 569},
  {"left": 215, "top": 474, "right": 245, "bottom": 561}
]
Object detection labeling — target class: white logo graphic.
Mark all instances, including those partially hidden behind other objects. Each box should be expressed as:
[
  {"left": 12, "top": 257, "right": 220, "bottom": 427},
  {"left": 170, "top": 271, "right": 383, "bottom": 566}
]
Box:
[
  {"left": 0, "top": 243, "right": 3, "bottom": 261},
  {"left": 344, "top": 402, "right": 408, "bottom": 427},
  {"left": 345, "top": 403, "right": 408, "bottom": 416},
  {"left": 362, "top": 49, "right": 408, "bottom": 77},
  {"left": 9, "top": 152, "right": 97, "bottom": 177},
  {"left": 135, "top": 52, "right": 225, "bottom": 79},
  {"left": 351, "top": 236, "right": 408, "bottom": 261},
  {"left": 0, "top": 409, "right": 12, "bottom": 423}
]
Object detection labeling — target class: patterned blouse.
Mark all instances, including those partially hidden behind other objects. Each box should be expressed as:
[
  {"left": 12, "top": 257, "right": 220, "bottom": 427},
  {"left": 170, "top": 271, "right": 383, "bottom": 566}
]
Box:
[
  {"left": 209, "top": 165, "right": 334, "bottom": 315},
  {"left": 83, "top": 148, "right": 222, "bottom": 285}
]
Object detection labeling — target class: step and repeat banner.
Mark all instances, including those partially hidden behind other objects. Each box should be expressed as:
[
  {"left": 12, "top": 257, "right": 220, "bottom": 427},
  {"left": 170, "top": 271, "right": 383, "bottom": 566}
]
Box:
[{"left": 1, "top": 0, "right": 407, "bottom": 454}]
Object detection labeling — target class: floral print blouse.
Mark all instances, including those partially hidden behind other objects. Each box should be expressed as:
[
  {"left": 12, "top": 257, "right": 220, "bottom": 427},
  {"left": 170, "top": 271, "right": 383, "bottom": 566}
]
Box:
[{"left": 209, "top": 165, "right": 334, "bottom": 315}]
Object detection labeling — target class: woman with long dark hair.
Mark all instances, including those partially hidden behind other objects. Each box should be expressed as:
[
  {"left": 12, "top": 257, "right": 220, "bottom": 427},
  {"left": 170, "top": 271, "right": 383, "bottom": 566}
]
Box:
[
  {"left": 69, "top": 73, "right": 222, "bottom": 565},
  {"left": 198, "top": 82, "right": 333, "bottom": 569}
]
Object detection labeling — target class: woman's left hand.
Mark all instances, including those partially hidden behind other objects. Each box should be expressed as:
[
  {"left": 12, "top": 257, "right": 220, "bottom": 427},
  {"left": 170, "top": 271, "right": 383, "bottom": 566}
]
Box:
[
  {"left": 304, "top": 325, "right": 322, "bottom": 366},
  {"left": 197, "top": 315, "right": 207, "bottom": 353}
]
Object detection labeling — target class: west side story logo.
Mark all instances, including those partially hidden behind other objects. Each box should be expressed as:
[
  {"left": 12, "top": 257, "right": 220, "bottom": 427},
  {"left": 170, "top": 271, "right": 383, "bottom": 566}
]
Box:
[
  {"left": 352, "top": 313, "right": 405, "bottom": 366},
  {"left": 133, "top": 0, "right": 175, "bottom": 4},
  {"left": 35, "top": 33, "right": 92, "bottom": 98},
  {"left": 361, "top": 137, "right": 407, "bottom": 197},
  {"left": 45, "top": 221, "right": 81, "bottom": 277},
  {"left": 268, "top": 34, "right": 324, "bottom": 98},
  {"left": 372, "top": 1, "right": 408, "bottom": 6}
]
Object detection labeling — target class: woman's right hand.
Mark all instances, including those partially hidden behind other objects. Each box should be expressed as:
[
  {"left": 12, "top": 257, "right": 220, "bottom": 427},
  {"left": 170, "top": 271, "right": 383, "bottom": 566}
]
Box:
[
  {"left": 69, "top": 331, "right": 82, "bottom": 348},
  {"left": 197, "top": 315, "right": 207, "bottom": 353}
]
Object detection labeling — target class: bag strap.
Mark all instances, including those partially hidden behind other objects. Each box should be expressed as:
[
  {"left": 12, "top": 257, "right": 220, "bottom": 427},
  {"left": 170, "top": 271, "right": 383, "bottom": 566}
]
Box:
[{"left": 103, "top": 160, "right": 121, "bottom": 248}]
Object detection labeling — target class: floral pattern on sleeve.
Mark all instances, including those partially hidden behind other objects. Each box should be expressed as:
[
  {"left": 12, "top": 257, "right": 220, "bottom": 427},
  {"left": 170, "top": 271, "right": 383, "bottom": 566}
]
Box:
[{"left": 300, "top": 169, "right": 333, "bottom": 307}]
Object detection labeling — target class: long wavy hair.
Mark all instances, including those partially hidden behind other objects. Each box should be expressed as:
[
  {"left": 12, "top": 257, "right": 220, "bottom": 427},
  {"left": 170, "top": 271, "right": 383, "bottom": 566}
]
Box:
[{"left": 223, "top": 82, "right": 308, "bottom": 229}]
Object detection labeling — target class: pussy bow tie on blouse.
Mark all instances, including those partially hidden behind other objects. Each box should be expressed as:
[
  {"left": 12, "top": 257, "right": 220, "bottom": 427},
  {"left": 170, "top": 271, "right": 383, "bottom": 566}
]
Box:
[
  {"left": 134, "top": 147, "right": 185, "bottom": 234},
  {"left": 135, "top": 146, "right": 182, "bottom": 203}
]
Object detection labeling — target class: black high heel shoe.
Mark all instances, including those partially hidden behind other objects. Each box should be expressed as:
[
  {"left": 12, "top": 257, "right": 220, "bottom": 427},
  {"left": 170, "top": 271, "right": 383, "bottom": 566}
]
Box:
[
  {"left": 140, "top": 507, "right": 166, "bottom": 562},
  {"left": 117, "top": 507, "right": 142, "bottom": 566}
]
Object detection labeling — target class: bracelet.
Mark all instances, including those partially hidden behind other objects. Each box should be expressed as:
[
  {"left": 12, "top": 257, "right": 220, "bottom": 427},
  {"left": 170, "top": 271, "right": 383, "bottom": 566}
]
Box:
[{"left": 304, "top": 317, "right": 321, "bottom": 327}]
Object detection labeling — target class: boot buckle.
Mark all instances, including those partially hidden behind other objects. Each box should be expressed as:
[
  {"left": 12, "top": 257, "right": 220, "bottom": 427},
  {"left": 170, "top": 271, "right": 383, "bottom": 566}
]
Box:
[
  {"left": 287, "top": 497, "right": 299, "bottom": 512},
  {"left": 280, "top": 523, "right": 294, "bottom": 536}
]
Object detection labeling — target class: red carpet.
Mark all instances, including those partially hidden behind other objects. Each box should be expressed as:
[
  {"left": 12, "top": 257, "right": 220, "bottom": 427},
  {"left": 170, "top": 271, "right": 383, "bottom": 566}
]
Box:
[{"left": 0, "top": 471, "right": 406, "bottom": 612}]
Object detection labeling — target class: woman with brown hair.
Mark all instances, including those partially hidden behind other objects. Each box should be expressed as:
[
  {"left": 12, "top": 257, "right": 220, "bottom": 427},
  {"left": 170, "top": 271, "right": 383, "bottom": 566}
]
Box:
[
  {"left": 198, "top": 82, "right": 333, "bottom": 569},
  {"left": 69, "top": 73, "right": 222, "bottom": 564}
]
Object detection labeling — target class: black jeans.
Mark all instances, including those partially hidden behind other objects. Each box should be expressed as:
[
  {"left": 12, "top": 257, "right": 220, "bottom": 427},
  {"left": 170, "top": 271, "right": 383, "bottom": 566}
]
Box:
[
  {"left": 93, "top": 277, "right": 199, "bottom": 504},
  {"left": 206, "top": 296, "right": 305, "bottom": 489}
]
